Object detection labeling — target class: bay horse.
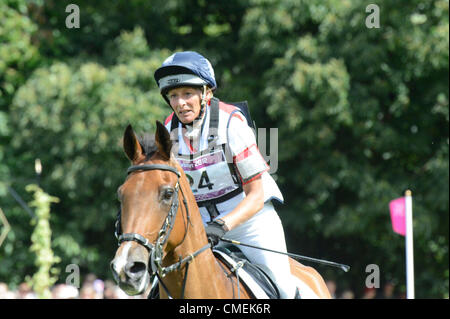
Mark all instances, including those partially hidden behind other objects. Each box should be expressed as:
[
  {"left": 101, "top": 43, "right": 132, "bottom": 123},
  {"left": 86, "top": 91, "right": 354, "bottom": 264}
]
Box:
[{"left": 110, "top": 121, "right": 331, "bottom": 299}]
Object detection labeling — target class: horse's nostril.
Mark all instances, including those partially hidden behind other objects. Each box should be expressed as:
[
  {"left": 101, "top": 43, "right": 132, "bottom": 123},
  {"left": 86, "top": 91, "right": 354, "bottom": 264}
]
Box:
[
  {"left": 125, "top": 261, "right": 147, "bottom": 279},
  {"left": 130, "top": 262, "right": 146, "bottom": 274}
]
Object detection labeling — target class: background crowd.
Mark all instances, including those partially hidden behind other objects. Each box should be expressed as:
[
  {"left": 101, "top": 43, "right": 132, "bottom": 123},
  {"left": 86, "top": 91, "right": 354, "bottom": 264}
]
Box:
[
  {"left": 325, "top": 279, "right": 404, "bottom": 299},
  {"left": 0, "top": 273, "right": 147, "bottom": 299},
  {"left": 0, "top": 275, "right": 405, "bottom": 299}
]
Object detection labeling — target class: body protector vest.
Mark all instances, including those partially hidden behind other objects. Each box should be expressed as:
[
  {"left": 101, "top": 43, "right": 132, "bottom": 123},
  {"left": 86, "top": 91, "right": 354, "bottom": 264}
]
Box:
[{"left": 165, "top": 97, "right": 283, "bottom": 223}]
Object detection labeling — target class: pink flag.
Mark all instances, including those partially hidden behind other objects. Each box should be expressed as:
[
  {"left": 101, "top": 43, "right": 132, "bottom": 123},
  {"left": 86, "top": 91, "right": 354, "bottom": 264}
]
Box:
[{"left": 389, "top": 197, "right": 406, "bottom": 236}]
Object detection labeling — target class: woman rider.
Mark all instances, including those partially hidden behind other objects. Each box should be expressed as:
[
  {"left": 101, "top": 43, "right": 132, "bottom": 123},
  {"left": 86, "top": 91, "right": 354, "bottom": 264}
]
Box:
[{"left": 154, "top": 51, "right": 298, "bottom": 299}]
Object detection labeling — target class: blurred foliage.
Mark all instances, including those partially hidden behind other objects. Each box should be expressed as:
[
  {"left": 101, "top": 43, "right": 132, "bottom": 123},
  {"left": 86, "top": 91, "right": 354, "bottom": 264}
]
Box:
[
  {"left": 0, "top": 0, "right": 42, "bottom": 196},
  {"left": 26, "top": 184, "right": 60, "bottom": 298},
  {"left": 5, "top": 27, "right": 168, "bottom": 285},
  {"left": 0, "top": 0, "right": 448, "bottom": 298},
  {"left": 257, "top": 0, "right": 448, "bottom": 297}
]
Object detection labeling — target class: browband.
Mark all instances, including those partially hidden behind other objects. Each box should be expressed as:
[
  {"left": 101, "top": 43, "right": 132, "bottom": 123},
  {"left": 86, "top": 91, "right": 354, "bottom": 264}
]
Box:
[{"left": 127, "top": 164, "right": 181, "bottom": 178}]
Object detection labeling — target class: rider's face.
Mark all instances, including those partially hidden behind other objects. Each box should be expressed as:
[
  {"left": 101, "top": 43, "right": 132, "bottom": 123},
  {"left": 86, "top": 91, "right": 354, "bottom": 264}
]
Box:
[{"left": 167, "top": 87, "right": 203, "bottom": 124}]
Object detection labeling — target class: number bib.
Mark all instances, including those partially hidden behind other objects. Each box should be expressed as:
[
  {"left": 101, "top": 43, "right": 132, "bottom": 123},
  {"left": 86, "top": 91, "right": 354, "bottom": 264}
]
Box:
[{"left": 176, "top": 146, "right": 241, "bottom": 204}]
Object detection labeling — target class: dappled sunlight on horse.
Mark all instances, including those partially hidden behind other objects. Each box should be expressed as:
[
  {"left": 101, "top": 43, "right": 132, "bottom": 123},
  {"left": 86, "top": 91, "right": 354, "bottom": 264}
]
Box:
[{"left": 110, "top": 121, "right": 331, "bottom": 299}]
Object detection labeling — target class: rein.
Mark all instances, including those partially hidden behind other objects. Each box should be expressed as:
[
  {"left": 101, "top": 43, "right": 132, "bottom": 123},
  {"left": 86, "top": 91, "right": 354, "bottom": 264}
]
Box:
[{"left": 116, "top": 163, "right": 211, "bottom": 298}]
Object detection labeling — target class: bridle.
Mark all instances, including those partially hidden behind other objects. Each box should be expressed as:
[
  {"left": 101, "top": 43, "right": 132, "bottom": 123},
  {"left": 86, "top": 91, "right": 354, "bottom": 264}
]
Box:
[{"left": 116, "top": 163, "right": 211, "bottom": 298}]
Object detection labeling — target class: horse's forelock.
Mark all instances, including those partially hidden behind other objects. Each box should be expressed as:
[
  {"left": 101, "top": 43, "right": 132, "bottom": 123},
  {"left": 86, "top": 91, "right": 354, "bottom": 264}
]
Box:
[{"left": 137, "top": 133, "right": 158, "bottom": 160}]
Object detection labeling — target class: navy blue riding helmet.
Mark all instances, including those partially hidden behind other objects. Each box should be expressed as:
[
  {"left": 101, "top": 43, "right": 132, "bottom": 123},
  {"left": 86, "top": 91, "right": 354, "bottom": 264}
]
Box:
[
  {"left": 154, "top": 51, "right": 217, "bottom": 105},
  {"left": 153, "top": 51, "right": 255, "bottom": 129}
]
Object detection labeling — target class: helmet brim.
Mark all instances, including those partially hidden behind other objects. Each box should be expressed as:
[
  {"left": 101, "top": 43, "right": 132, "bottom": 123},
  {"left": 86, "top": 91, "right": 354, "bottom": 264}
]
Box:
[{"left": 154, "top": 65, "right": 195, "bottom": 83}]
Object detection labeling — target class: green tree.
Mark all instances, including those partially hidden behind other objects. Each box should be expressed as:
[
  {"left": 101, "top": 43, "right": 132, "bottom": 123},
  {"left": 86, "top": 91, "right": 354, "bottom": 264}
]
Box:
[
  {"left": 238, "top": 0, "right": 448, "bottom": 297},
  {"left": 5, "top": 28, "right": 169, "bottom": 282},
  {"left": 0, "top": 0, "right": 41, "bottom": 196}
]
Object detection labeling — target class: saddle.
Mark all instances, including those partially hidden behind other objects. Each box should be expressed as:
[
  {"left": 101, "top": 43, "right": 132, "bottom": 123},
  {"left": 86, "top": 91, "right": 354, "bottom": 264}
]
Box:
[{"left": 213, "top": 243, "right": 281, "bottom": 299}]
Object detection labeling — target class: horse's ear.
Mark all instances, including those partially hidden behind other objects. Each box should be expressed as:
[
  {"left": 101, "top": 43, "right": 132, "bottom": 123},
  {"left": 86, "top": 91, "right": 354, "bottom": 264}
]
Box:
[
  {"left": 123, "top": 124, "right": 143, "bottom": 162},
  {"left": 155, "top": 120, "right": 172, "bottom": 160}
]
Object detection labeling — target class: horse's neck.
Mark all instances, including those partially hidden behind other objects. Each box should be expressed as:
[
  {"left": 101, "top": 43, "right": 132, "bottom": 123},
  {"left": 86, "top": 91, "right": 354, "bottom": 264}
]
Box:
[
  {"left": 164, "top": 235, "right": 228, "bottom": 298},
  {"left": 161, "top": 163, "right": 235, "bottom": 298}
]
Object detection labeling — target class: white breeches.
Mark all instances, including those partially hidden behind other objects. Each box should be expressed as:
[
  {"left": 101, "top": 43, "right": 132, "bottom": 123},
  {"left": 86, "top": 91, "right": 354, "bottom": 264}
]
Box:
[{"left": 216, "top": 202, "right": 297, "bottom": 299}]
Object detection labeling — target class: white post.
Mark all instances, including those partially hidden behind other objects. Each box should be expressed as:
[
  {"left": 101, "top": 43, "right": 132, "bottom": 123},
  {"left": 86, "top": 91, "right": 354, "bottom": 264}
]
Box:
[{"left": 405, "top": 190, "right": 415, "bottom": 299}]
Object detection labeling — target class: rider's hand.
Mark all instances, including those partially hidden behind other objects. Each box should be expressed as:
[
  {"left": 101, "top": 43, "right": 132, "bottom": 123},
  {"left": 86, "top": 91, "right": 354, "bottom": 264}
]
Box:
[{"left": 205, "top": 219, "right": 228, "bottom": 246}]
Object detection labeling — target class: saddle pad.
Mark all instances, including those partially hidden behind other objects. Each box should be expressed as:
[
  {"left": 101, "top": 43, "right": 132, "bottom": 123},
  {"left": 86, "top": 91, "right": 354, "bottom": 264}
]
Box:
[{"left": 213, "top": 245, "right": 280, "bottom": 299}]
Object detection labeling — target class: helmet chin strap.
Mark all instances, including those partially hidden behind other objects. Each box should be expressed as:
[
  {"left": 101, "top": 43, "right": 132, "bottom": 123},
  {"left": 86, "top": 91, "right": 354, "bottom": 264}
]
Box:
[
  {"left": 184, "top": 85, "right": 208, "bottom": 140},
  {"left": 185, "top": 85, "right": 208, "bottom": 126}
]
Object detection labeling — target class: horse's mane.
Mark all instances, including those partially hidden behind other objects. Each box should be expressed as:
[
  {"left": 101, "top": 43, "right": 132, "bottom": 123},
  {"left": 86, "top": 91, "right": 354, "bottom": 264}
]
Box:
[{"left": 137, "top": 133, "right": 158, "bottom": 160}]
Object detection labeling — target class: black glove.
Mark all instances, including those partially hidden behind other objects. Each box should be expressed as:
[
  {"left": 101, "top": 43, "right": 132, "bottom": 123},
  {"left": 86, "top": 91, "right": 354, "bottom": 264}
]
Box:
[{"left": 205, "top": 219, "right": 228, "bottom": 246}]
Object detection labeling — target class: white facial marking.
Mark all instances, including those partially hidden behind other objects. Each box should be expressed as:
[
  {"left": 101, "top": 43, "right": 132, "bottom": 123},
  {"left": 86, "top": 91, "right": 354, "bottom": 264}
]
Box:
[{"left": 113, "top": 242, "right": 132, "bottom": 275}]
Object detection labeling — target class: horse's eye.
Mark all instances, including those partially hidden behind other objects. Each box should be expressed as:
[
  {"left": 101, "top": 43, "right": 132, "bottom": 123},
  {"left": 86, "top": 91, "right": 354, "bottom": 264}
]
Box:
[{"left": 162, "top": 189, "right": 174, "bottom": 201}]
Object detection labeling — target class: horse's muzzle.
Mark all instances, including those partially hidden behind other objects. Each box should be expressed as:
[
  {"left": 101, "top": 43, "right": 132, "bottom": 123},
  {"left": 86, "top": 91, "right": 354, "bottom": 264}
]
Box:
[{"left": 111, "top": 243, "right": 150, "bottom": 295}]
